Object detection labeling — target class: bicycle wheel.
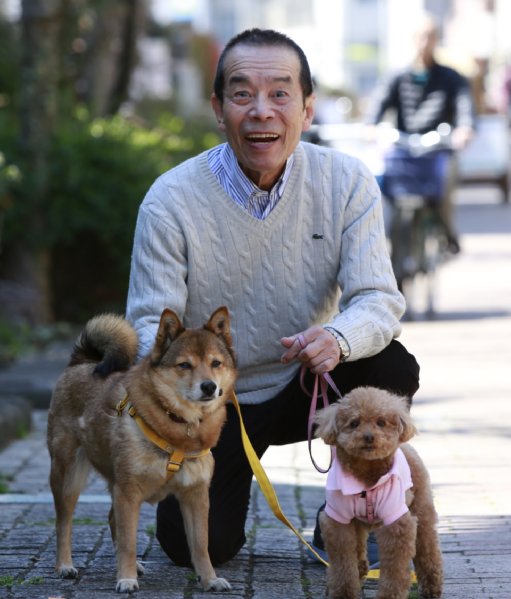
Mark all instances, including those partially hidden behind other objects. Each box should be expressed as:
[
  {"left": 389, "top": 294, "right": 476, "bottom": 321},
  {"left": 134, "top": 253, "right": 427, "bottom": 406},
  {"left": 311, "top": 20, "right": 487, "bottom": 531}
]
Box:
[{"left": 418, "top": 207, "right": 443, "bottom": 317}]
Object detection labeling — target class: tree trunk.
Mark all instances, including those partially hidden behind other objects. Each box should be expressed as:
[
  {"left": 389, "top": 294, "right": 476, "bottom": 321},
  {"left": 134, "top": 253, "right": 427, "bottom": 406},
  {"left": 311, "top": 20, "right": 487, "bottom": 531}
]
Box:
[
  {"left": 83, "top": 0, "right": 147, "bottom": 117},
  {"left": 10, "top": 0, "right": 62, "bottom": 324}
]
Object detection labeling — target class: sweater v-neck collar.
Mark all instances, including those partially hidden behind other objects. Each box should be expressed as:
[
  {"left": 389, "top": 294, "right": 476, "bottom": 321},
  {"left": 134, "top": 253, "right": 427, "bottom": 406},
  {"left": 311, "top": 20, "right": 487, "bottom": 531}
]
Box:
[{"left": 198, "top": 144, "right": 305, "bottom": 231}]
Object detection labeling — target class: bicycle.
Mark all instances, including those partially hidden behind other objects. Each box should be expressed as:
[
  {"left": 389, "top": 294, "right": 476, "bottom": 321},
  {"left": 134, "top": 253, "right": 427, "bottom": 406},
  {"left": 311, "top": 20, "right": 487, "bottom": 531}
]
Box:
[{"left": 378, "top": 125, "right": 454, "bottom": 319}]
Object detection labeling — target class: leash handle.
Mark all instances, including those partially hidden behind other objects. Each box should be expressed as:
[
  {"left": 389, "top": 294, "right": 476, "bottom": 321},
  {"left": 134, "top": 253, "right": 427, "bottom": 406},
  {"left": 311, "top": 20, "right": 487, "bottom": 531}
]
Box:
[
  {"left": 301, "top": 367, "right": 343, "bottom": 473},
  {"left": 231, "top": 391, "right": 329, "bottom": 568}
]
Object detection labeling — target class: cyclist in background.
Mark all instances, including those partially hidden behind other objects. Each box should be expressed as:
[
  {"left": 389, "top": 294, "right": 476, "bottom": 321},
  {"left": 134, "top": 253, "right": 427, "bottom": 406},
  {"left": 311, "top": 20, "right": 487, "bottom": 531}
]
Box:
[{"left": 366, "top": 12, "right": 476, "bottom": 253}]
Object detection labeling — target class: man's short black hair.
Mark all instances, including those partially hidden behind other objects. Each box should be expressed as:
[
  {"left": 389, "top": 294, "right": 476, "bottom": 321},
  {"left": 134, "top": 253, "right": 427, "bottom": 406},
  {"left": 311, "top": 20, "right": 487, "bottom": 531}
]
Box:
[{"left": 213, "top": 28, "right": 314, "bottom": 104}]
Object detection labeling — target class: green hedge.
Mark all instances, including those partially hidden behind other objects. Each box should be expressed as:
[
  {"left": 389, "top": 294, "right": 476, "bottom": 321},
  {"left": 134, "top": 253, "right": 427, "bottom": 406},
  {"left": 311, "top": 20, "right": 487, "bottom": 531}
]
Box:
[{"left": 0, "top": 108, "right": 221, "bottom": 320}]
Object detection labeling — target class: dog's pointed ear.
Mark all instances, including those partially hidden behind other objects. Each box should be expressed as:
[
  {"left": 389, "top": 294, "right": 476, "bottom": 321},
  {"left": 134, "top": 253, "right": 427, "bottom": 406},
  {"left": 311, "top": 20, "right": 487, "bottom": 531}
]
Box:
[
  {"left": 398, "top": 402, "right": 418, "bottom": 442},
  {"left": 314, "top": 402, "right": 341, "bottom": 445},
  {"left": 151, "top": 309, "right": 184, "bottom": 364},
  {"left": 205, "top": 307, "right": 233, "bottom": 350}
]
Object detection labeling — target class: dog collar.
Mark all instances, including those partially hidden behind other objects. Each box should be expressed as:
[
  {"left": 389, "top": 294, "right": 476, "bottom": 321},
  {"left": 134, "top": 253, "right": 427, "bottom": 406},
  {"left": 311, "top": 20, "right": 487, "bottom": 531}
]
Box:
[{"left": 116, "top": 395, "right": 210, "bottom": 479}]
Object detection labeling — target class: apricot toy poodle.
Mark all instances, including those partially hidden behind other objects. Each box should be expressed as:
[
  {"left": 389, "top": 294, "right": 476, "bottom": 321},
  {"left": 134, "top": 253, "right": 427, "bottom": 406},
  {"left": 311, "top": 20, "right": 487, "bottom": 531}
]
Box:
[{"left": 315, "top": 386, "right": 443, "bottom": 599}]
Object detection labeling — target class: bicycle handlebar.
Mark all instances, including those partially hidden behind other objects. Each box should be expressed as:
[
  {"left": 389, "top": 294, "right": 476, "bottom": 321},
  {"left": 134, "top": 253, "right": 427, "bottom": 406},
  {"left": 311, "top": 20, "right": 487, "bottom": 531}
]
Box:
[{"left": 376, "top": 123, "right": 453, "bottom": 157}]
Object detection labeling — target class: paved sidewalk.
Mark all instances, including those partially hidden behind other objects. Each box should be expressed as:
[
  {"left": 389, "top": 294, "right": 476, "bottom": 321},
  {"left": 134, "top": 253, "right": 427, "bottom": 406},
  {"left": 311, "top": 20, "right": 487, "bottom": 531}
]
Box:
[{"left": 0, "top": 187, "right": 510, "bottom": 598}]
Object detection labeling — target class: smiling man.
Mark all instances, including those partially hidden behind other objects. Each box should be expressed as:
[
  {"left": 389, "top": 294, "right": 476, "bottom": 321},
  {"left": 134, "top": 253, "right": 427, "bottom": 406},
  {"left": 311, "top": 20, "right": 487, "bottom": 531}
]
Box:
[{"left": 126, "top": 28, "right": 420, "bottom": 567}]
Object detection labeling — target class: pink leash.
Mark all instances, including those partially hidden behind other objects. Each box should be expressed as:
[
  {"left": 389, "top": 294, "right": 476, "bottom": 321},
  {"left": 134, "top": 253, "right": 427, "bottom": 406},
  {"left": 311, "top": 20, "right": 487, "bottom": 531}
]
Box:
[{"left": 299, "top": 364, "right": 343, "bottom": 473}]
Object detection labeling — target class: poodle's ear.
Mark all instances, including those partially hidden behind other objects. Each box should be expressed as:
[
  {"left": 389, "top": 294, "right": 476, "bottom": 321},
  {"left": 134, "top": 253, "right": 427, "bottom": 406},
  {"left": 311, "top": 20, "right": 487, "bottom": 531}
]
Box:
[
  {"left": 397, "top": 400, "right": 418, "bottom": 442},
  {"left": 314, "top": 402, "right": 342, "bottom": 445}
]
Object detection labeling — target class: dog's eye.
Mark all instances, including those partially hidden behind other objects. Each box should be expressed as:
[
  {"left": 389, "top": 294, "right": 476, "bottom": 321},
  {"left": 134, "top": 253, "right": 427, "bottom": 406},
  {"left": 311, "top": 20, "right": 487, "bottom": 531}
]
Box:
[
  {"left": 178, "top": 362, "right": 192, "bottom": 370},
  {"left": 377, "top": 419, "right": 386, "bottom": 427},
  {"left": 349, "top": 419, "right": 360, "bottom": 429},
  {"left": 211, "top": 359, "right": 222, "bottom": 368}
]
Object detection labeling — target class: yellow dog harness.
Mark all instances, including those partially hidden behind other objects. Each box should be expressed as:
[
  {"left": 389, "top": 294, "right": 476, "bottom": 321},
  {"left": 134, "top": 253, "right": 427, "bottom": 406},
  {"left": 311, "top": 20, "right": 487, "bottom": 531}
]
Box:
[{"left": 116, "top": 395, "right": 210, "bottom": 480}]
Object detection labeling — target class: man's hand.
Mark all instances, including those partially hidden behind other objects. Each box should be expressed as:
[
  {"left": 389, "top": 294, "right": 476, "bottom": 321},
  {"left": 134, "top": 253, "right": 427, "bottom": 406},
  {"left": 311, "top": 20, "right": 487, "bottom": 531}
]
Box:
[
  {"left": 451, "top": 125, "right": 474, "bottom": 151},
  {"left": 280, "top": 325, "right": 341, "bottom": 374}
]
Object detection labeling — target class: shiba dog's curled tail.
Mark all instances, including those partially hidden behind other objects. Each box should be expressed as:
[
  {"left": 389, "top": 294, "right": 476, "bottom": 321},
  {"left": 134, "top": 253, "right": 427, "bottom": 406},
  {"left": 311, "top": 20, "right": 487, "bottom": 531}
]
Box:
[{"left": 68, "top": 314, "right": 139, "bottom": 377}]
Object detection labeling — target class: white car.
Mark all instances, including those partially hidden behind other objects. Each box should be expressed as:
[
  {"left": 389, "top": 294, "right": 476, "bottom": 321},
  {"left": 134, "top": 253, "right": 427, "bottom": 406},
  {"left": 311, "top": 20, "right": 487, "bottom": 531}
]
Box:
[{"left": 457, "top": 114, "right": 510, "bottom": 203}]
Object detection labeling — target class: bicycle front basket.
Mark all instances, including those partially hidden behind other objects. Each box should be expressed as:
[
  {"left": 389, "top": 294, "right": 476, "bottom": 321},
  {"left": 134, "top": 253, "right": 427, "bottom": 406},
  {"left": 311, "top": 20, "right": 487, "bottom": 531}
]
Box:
[{"left": 380, "top": 147, "right": 451, "bottom": 203}]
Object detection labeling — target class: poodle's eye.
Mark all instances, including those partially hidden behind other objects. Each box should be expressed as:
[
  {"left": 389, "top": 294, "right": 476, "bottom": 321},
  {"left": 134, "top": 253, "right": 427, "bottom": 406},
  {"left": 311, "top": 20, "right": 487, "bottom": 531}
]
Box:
[
  {"left": 377, "top": 418, "right": 386, "bottom": 428},
  {"left": 349, "top": 419, "right": 360, "bottom": 429}
]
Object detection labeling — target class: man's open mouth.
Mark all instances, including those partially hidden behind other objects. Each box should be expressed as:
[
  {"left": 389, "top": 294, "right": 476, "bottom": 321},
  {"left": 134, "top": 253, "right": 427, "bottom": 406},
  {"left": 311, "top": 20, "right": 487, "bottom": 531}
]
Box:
[{"left": 245, "top": 133, "right": 280, "bottom": 143}]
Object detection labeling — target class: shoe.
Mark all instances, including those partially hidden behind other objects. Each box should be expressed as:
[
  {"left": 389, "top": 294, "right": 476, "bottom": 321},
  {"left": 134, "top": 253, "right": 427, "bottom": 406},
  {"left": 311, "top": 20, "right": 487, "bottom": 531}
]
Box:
[
  {"left": 308, "top": 503, "right": 380, "bottom": 568},
  {"left": 367, "top": 531, "right": 379, "bottom": 567},
  {"left": 446, "top": 234, "right": 461, "bottom": 254},
  {"left": 306, "top": 541, "right": 328, "bottom": 563},
  {"left": 307, "top": 502, "right": 329, "bottom": 562}
]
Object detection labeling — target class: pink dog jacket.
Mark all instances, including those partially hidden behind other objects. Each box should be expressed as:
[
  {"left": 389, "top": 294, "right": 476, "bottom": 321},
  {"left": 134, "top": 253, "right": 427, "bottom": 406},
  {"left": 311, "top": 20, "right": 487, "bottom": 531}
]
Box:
[{"left": 325, "top": 448, "right": 412, "bottom": 526}]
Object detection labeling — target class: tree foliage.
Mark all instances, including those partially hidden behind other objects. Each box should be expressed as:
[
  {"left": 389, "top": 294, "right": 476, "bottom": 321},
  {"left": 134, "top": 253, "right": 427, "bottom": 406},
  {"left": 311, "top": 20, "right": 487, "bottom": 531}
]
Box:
[
  {"left": 0, "top": 6, "right": 221, "bottom": 323},
  {"left": 0, "top": 105, "right": 220, "bottom": 320}
]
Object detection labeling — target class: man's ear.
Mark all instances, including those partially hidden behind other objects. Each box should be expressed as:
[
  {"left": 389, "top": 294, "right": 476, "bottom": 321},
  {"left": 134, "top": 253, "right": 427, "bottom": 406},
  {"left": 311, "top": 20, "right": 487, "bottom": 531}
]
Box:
[
  {"left": 211, "top": 93, "right": 226, "bottom": 132},
  {"left": 302, "top": 94, "right": 316, "bottom": 132}
]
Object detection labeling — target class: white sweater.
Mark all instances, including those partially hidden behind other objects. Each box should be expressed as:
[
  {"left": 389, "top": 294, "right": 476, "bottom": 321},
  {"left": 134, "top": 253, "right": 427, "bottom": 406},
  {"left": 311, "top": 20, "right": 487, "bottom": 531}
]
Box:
[{"left": 126, "top": 141, "right": 405, "bottom": 404}]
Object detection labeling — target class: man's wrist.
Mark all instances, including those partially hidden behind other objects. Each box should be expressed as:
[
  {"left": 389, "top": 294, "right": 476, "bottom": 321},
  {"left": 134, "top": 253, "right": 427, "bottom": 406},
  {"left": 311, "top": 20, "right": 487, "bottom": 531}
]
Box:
[{"left": 323, "top": 326, "right": 351, "bottom": 362}]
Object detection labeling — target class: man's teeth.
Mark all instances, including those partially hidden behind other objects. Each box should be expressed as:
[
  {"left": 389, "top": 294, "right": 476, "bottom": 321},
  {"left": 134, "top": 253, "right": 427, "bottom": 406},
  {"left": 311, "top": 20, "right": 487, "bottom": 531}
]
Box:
[{"left": 246, "top": 134, "right": 279, "bottom": 141}]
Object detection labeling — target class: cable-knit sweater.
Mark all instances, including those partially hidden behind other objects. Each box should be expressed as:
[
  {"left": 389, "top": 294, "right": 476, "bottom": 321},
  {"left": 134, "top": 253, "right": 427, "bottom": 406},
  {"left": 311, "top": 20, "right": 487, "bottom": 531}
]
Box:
[{"left": 126, "top": 141, "right": 405, "bottom": 404}]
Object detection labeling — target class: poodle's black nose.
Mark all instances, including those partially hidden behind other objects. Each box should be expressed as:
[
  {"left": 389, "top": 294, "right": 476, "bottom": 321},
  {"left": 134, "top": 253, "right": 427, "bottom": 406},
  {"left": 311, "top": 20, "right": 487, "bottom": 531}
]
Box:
[{"left": 363, "top": 433, "right": 374, "bottom": 444}]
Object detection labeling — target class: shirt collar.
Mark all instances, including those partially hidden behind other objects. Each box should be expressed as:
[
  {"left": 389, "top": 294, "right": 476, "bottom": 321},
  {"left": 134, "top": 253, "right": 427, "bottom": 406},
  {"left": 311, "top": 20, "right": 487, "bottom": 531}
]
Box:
[{"left": 221, "top": 143, "right": 295, "bottom": 203}]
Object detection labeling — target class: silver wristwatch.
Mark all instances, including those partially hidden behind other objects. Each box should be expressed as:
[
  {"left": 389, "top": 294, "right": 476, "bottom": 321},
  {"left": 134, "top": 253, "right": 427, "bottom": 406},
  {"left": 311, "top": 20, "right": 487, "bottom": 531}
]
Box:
[{"left": 323, "top": 326, "right": 351, "bottom": 362}]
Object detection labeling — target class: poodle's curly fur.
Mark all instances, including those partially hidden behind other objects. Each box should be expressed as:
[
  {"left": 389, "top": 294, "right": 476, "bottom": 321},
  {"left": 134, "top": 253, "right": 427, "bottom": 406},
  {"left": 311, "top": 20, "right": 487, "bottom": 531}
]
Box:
[{"left": 315, "top": 387, "right": 443, "bottom": 599}]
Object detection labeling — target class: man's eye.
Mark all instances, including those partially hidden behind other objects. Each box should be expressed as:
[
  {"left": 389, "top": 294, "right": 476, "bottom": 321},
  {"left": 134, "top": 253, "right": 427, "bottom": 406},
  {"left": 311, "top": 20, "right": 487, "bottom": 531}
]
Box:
[
  {"left": 274, "top": 90, "right": 288, "bottom": 98},
  {"left": 233, "top": 90, "right": 251, "bottom": 100}
]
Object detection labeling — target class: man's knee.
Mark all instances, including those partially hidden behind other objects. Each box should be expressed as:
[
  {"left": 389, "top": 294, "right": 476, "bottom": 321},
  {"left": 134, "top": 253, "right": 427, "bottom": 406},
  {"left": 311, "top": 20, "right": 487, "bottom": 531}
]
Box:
[
  {"left": 208, "top": 525, "right": 246, "bottom": 566},
  {"left": 372, "top": 339, "right": 420, "bottom": 399},
  {"left": 156, "top": 496, "right": 246, "bottom": 567},
  {"left": 334, "top": 340, "right": 420, "bottom": 402}
]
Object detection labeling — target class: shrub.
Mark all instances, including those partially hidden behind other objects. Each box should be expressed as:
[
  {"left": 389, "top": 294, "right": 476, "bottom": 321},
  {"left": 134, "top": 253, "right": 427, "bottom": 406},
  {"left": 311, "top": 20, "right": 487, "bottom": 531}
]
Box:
[{"left": 0, "top": 107, "right": 221, "bottom": 320}]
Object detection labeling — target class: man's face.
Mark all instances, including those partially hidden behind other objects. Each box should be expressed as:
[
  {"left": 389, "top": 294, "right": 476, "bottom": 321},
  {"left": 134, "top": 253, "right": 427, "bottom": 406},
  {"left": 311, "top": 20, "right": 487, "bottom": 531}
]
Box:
[
  {"left": 414, "top": 23, "right": 437, "bottom": 65},
  {"left": 211, "top": 44, "right": 315, "bottom": 190}
]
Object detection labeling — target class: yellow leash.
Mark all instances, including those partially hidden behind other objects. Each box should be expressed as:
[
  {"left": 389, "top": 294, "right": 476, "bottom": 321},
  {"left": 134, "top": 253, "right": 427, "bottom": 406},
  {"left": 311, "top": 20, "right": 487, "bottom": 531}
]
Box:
[{"left": 231, "top": 391, "right": 329, "bottom": 567}]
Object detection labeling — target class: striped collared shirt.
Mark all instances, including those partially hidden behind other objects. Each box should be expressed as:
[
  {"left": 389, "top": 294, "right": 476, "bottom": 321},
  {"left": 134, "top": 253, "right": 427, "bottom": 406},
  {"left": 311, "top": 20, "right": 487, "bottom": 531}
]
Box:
[{"left": 207, "top": 143, "right": 294, "bottom": 220}]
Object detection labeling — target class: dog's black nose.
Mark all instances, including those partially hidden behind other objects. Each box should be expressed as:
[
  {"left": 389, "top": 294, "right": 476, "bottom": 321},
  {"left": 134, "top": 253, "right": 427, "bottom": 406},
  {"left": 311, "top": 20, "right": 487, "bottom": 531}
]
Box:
[
  {"left": 363, "top": 433, "right": 374, "bottom": 444},
  {"left": 200, "top": 380, "right": 217, "bottom": 398}
]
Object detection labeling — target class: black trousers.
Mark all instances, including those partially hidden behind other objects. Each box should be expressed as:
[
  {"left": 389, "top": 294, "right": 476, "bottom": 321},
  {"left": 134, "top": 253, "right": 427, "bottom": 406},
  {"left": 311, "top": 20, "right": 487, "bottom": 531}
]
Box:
[{"left": 156, "top": 339, "right": 420, "bottom": 566}]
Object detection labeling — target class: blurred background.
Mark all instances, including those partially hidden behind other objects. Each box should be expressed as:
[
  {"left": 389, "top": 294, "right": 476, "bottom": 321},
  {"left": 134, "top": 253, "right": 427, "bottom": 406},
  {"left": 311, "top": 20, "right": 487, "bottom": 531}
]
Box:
[{"left": 1, "top": 0, "right": 510, "bottom": 361}]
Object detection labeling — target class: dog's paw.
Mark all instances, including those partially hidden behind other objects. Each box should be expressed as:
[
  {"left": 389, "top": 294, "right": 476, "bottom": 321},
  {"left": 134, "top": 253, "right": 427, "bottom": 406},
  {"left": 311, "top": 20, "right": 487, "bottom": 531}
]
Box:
[
  {"left": 204, "top": 577, "right": 231, "bottom": 592},
  {"left": 136, "top": 560, "right": 145, "bottom": 576},
  {"left": 116, "top": 578, "right": 139, "bottom": 593},
  {"left": 419, "top": 582, "right": 443, "bottom": 598},
  {"left": 57, "top": 565, "right": 78, "bottom": 579}
]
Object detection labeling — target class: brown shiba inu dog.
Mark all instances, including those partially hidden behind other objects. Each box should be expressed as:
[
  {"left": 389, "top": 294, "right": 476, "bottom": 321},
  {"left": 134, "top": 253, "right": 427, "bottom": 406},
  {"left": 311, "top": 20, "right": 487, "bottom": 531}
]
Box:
[{"left": 47, "top": 307, "right": 236, "bottom": 593}]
